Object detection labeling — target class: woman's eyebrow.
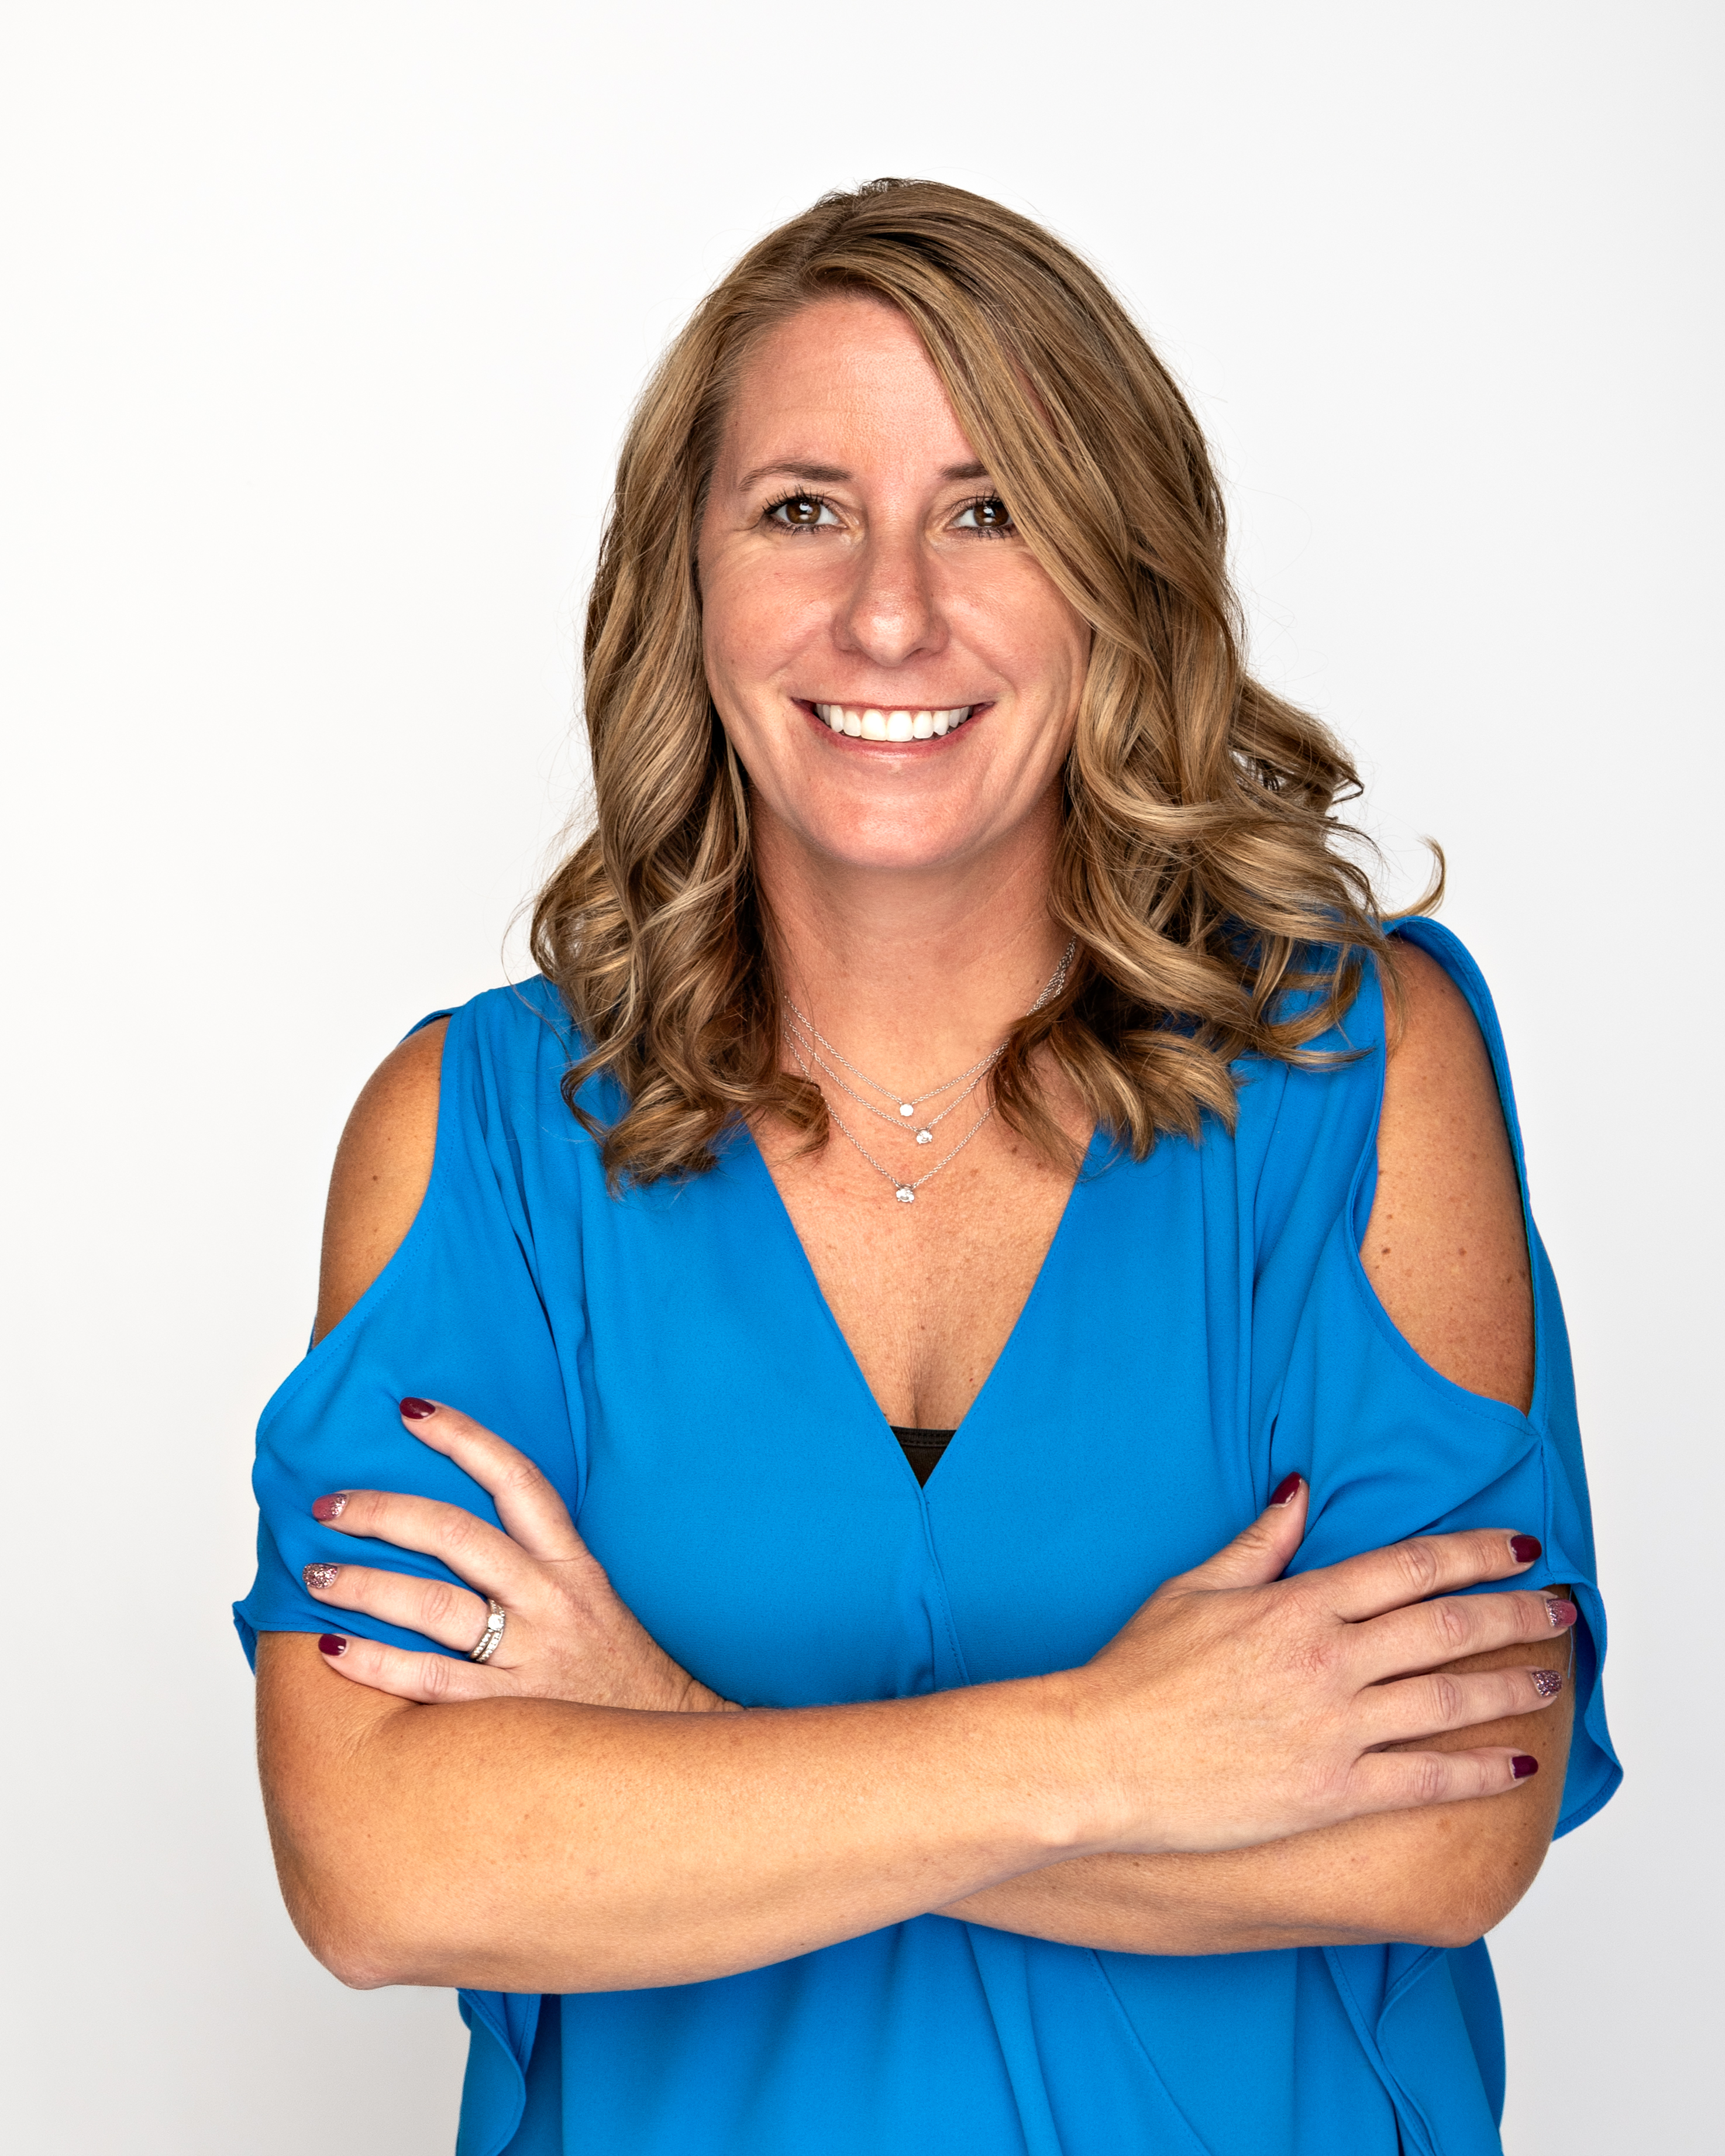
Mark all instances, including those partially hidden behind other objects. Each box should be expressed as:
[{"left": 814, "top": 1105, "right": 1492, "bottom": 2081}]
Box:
[
  {"left": 738, "top": 461, "right": 851, "bottom": 491},
  {"left": 736, "top": 459, "right": 994, "bottom": 491}
]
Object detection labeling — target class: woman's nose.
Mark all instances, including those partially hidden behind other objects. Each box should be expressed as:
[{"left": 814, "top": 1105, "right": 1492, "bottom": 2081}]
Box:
[{"left": 834, "top": 529, "right": 946, "bottom": 667}]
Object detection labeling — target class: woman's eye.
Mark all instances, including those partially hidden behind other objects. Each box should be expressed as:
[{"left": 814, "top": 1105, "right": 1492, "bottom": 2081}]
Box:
[
  {"left": 767, "top": 494, "right": 838, "bottom": 530},
  {"left": 953, "top": 496, "right": 1015, "bottom": 534}
]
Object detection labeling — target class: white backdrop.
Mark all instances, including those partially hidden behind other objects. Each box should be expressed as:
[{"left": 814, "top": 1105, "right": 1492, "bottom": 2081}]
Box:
[{"left": 3, "top": 4, "right": 1719, "bottom": 2150}]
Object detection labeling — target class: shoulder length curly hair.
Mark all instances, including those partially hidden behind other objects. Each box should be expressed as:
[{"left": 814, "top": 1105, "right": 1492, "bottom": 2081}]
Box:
[{"left": 531, "top": 178, "right": 1420, "bottom": 1187}]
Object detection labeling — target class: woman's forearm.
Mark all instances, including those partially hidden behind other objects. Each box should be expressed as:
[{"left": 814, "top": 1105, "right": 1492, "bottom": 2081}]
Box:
[
  {"left": 259, "top": 1633, "right": 1098, "bottom": 1993},
  {"left": 263, "top": 1517, "right": 1574, "bottom": 1988},
  {"left": 940, "top": 1652, "right": 1573, "bottom": 1955},
  {"left": 939, "top": 1820, "right": 1507, "bottom": 1955}
]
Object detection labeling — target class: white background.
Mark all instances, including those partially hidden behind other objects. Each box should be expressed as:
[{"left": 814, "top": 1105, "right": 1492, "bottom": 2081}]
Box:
[{"left": 2, "top": 4, "right": 1718, "bottom": 2149}]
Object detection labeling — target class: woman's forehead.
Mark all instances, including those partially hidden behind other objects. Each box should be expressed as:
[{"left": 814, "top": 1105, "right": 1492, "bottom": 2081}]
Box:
[{"left": 721, "top": 297, "right": 978, "bottom": 476}]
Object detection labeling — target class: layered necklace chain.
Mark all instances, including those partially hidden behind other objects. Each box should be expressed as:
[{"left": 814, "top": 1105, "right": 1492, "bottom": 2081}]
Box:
[{"left": 781, "top": 938, "right": 1076, "bottom": 1205}]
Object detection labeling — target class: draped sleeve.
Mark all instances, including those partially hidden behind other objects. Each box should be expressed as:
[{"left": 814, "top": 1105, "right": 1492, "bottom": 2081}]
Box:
[
  {"left": 233, "top": 979, "right": 597, "bottom": 2155},
  {"left": 1248, "top": 920, "right": 1619, "bottom": 2152}
]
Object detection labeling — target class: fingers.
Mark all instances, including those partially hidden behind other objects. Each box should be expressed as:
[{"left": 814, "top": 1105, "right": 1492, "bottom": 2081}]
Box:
[
  {"left": 397, "top": 1400, "right": 585, "bottom": 1563},
  {"left": 1352, "top": 1586, "right": 1578, "bottom": 1683},
  {"left": 302, "top": 1559, "right": 494, "bottom": 1657},
  {"left": 1346, "top": 1745, "right": 1544, "bottom": 1816},
  {"left": 1357, "top": 1661, "right": 1567, "bottom": 1748},
  {"left": 312, "top": 1485, "right": 533, "bottom": 1602},
  {"left": 1312, "top": 1527, "right": 1548, "bottom": 1623},
  {"left": 313, "top": 1628, "right": 514, "bottom": 1705},
  {"left": 1176, "top": 1473, "right": 1309, "bottom": 1592}
]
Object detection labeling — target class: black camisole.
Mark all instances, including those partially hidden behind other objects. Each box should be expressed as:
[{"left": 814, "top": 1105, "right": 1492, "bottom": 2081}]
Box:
[{"left": 890, "top": 1426, "right": 955, "bottom": 1486}]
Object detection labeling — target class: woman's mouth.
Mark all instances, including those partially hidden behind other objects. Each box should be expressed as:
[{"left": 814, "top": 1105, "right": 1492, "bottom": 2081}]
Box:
[{"left": 810, "top": 702, "right": 977, "bottom": 741}]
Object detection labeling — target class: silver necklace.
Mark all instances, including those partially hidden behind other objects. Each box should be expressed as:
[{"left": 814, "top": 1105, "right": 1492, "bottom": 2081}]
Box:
[
  {"left": 781, "top": 1018, "right": 993, "bottom": 1145},
  {"left": 783, "top": 1031, "right": 996, "bottom": 1203},
  {"left": 781, "top": 939, "right": 1074, "bottom": 1129},
  {"left": 783, "top": 938, "right": 1076, "bottom": 1205},
  {"left": 779, "top": 1004, "right": 1005, "bottom": 1125}
]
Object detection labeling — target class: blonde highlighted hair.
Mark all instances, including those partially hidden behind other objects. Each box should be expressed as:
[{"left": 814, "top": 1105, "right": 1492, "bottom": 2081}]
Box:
[{"left": 532, "top": 178, "right": 1423, "bottom": 1185}]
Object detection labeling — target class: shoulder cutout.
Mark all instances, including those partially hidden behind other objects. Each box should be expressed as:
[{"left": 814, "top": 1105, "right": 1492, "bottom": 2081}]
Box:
[
  {"left": 1361, "top": 945, "right": 1534, "bottom": 1411},
  {"left": 312, "top": 1020, "right": 447, "bottom": 1345}
]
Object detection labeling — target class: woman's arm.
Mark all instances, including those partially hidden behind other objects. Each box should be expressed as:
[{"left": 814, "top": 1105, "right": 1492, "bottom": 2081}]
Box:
[
  {"left": 935, "top": 1643, "right": 1570, "bottom": 1953},
  {"left": 259, "top": 1510, "right": 1562, "bottom": 1991},
  {"left": 943, "top": 943, "right": 1562, "bottom": 1952},
  {"left": 259, "top": 968, "right": 1565, "bottom": 1991}
]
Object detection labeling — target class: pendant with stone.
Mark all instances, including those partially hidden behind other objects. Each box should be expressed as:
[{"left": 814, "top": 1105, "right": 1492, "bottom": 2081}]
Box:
[
  {"left": 898, "top": 1102, "right": 915, "bottom": 1118},
  {"left": 914, "top": 1128, "right": 933, "bottom": 1144},
  {"left": 895, "top": 1185, "right": 916, "bottom": 1204}
]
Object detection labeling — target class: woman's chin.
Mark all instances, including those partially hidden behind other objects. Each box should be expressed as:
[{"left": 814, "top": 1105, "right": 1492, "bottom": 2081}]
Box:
[{"left": 765, "top": 794, "right": 1038, "bottom": 879}]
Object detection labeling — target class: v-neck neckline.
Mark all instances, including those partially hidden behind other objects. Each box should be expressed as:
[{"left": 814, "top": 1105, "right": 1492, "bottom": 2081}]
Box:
[{"left": 736, "top": 1122, "right": 1106, "bottom": 1489}]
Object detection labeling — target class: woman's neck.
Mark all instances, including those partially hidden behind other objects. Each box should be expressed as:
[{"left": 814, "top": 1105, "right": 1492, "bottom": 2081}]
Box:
[{"left": 753, "top": 803, "right": 1067, "bottom": 1088}]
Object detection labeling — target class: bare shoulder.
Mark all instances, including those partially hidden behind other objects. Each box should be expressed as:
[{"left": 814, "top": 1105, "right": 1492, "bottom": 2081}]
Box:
[
  {"left": 1361, "top": 942, "right": 1533, "bottom": 1410},
  {"left": 313, "top": 1020, "right": 448, "bottom": 1344}
]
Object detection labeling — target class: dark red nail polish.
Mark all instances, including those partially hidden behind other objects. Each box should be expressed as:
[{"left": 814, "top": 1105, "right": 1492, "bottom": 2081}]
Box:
[
  {"left": 1511, "top": 1754, "right": 1539, "bottom": 1779},
  {"left": 400, "top": 1397, "right": 437, "bottom": 1419},
  {"left": 311, "top": 1493, "right": 349, "bottom": 1523},
  {"left": 318, "top": 1635, "right": 348, "bottom": 1658},
  {"left": 1269, "top": 1472, "right": 1302, "bottom": 1507},
  {"left": 1509, "top": 1534, "right": 1542, "bottom": 1564},
  {"left": 303, "top": 1563, "right": 341, "bottom": 1590}
]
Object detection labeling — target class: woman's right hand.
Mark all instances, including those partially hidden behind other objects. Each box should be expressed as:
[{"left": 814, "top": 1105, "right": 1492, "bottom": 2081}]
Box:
[{"left": 1075, "top": 1475, "right": 1576, "bottom": 1855}]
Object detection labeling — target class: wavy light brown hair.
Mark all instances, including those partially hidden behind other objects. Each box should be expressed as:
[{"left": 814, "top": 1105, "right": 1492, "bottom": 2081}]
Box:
[{"left": 531, "top": 178, "right": 1423, "bottom": 1186}]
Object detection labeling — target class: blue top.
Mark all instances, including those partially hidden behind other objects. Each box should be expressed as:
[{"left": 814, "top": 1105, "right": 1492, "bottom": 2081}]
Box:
[{"left": 235, "top": 919, "right": 1618, "bottom": 2156}]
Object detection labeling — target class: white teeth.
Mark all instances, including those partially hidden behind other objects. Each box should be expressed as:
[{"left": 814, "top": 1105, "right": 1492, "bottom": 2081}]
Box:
[{"left": 818, "top": 703, "right": 976, "bottom": 738}]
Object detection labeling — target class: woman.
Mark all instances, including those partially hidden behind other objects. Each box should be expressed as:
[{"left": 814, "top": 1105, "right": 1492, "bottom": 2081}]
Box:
[{"left": 238, "top": 180, "right": 1617, "bottom": 2156}]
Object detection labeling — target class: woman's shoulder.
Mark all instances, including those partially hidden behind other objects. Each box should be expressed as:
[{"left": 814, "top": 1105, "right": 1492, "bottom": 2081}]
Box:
[
  {"left": 312, "top": 1018, "right": 449, "bottom": 1342},
  {"left": 1366, "top": 929, "right": 1534, "bottom": 1410},
  {"left": 309, "top": 977, "right": 580, "bottom": 1342}
]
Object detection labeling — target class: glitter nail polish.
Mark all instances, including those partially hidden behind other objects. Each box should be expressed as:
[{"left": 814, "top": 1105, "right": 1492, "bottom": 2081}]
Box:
[
  {"left": 1531, "top": 1669, "right": 1564, "bottom": 1697},
  {"left": 312, "top": 1493, "right": 349, "bottom": 1522},
  {"left": 1545, "top": 1597, "right": 1578, "bottom": 1629},
  {"left": 304, "top": 1563, "right": 341, "bottom": 1590}
]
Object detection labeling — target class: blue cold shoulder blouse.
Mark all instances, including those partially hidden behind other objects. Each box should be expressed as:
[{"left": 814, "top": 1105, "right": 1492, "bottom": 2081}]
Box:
[{"left": 235, "top": 919, "right": 1619, "bottom": 2156}]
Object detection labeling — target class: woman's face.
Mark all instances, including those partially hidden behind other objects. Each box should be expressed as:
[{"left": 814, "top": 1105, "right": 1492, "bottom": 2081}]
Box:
[{"left": 697, "top": 295, "right": 1090, "bottom": 877}]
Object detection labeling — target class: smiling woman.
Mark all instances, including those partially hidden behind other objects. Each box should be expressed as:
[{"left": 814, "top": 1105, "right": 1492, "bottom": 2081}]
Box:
[{"left": 238, "top": 180, "right": 1616, "bottom": 2156}]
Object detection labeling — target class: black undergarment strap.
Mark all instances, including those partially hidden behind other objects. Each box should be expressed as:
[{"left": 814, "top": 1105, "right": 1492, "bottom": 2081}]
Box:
[{"left": 890, "top": 1426, "right": 956, "bottom": 1487}]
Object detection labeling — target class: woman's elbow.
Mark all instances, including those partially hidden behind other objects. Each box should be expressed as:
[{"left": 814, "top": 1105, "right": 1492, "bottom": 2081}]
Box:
[
  {"left": 275, "top": 1857, "right": 424, "bottom": 1991},
  {"left": 315, "top": 1931, "right": 406, "bottom": 1993},
  {"left": 1392, "top": 1835, "right": 1550, "bottom": 1950}
]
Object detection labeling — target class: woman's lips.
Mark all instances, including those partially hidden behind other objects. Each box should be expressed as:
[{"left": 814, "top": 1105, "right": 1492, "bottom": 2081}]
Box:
[{"left": 807, "top": 702, "right": 977, "bottom": 741}]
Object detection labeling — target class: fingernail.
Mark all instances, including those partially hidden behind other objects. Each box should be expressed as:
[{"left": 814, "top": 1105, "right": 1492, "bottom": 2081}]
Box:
[
  {"left": 1545, "top": 1597, "right": 1578, "bottom": 1630},
  {"left": 400, "top": 1397, "right": 437, "bottom": 1419},
  {"left": 1508, "top": 1534, "right": 1542, "bottom": 1563},
  {"left": 1531, "top": 1669, "right": 1565, "bottom": 1697},
  {"left": 1511, "top": 1754, "right": 1540, "bottom": 1779},
  {"left": 303, "top": 1563, "right": 341, "bottom": 1590},
  {"left": 311, "top": 1493, "right": 349, "bottom": 1522},
  {"left": 1269, "top": 1472, "right": 1303, "bottom": 1506},
  {"left": 318, "top": 1635, "right": 348, "bottom": 1658}
]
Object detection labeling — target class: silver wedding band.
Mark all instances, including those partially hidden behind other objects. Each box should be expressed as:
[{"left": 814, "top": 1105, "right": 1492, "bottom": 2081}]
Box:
[{"left": 469, "top": 1597, "right": 506, "bottom": 1664}]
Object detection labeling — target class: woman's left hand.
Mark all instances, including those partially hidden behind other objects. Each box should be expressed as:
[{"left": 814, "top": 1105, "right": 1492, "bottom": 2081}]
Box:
[{"left": 301, "top": 1398, "right": 736, "bottom": 1712}]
